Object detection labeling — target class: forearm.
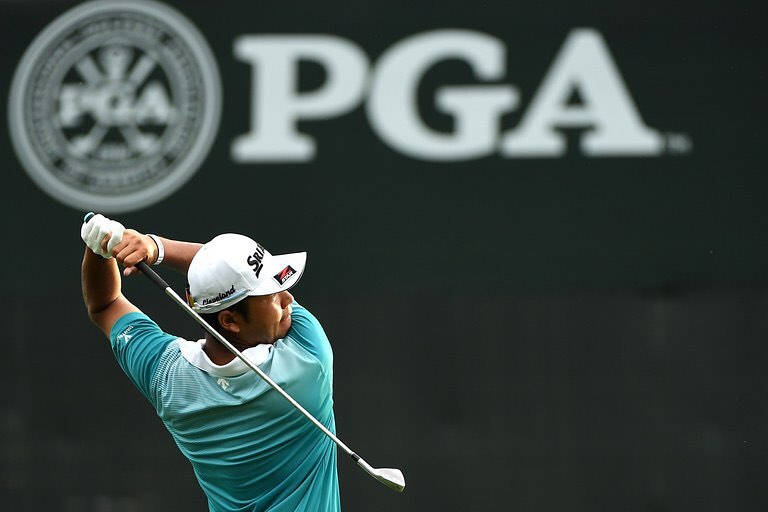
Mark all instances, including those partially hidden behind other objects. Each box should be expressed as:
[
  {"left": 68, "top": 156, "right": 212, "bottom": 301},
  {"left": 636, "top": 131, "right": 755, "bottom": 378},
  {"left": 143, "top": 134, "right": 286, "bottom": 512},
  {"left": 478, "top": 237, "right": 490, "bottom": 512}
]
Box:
[
  {"left": 82, "top": 247, "right": 122, "bottom": 317},
  {"left": 152, "top": 237, "right": 203, "bottom": 274}
]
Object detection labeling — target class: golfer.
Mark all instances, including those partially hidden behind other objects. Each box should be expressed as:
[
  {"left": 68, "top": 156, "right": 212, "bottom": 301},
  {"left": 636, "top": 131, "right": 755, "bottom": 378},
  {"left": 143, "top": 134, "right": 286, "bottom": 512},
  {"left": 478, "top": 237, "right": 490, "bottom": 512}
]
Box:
[{"left": 80, "top": 214, "right": 340, "bottom": 512}]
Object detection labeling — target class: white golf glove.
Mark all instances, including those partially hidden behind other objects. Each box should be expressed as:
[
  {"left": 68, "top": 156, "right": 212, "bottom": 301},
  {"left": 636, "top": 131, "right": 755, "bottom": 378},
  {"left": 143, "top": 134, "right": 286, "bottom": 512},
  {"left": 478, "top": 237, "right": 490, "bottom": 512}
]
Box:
[{"left": 81, "top": 214, "right": 125, "bottom": 259}]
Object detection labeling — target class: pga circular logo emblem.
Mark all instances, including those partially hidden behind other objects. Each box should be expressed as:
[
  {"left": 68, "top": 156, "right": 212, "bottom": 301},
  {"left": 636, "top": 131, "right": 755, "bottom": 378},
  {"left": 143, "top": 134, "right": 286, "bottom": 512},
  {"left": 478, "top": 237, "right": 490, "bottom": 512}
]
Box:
[{"left": 8, "top": 0, "right": 221, "bottom": 213}]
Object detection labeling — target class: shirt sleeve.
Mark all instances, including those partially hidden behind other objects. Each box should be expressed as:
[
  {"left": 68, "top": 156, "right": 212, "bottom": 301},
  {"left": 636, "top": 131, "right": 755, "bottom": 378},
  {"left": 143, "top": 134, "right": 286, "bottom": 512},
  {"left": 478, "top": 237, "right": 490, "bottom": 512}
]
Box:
[
  {"left": 287, "top": 302, "right": 333, "bottom": 369},
  {"left": 109, "top": 312, "right": 177, "bottom": 403}
]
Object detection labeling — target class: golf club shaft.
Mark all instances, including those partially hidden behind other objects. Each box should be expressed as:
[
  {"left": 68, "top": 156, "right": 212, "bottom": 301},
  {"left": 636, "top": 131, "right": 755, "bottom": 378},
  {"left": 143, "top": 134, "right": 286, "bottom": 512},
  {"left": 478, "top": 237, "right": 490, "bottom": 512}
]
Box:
[
  {"left": 82, "top": 213, "right": 402, "bottom": 491},
  {"left": 135, "top": 262, "right": 361, "bottom": 461}
]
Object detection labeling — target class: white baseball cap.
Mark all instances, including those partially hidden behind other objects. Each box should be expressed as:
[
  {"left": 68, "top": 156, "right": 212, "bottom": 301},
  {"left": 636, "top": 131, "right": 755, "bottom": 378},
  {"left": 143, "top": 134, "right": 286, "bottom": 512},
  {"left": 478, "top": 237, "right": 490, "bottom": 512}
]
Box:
[{"left": 187, "top": 233, "right": 306, "bottom": 313}]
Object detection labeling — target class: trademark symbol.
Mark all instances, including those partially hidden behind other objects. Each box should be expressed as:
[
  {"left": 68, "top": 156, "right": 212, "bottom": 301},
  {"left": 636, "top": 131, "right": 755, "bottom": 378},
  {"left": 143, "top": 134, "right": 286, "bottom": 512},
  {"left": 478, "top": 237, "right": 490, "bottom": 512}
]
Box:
[{"left": 664, "top": 133, "right": 693, "bottom": 154}]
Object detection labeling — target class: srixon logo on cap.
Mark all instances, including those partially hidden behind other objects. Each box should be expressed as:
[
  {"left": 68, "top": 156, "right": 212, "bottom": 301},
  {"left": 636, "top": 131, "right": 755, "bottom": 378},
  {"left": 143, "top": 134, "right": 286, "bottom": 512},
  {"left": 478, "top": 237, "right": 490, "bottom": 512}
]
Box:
[
  {"left": 247, "top": 244, "right": 266, "bottom": 277},
  {"left": 274, "top": 266, "right": 296, "bottom": 285}
]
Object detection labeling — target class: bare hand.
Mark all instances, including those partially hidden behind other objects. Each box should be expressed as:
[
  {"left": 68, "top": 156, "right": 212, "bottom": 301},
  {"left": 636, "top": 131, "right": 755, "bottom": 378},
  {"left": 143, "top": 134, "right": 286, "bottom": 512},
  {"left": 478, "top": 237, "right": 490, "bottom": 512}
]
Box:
[{"left": 108, "top": 229, "right": 158, "bottom": 277}]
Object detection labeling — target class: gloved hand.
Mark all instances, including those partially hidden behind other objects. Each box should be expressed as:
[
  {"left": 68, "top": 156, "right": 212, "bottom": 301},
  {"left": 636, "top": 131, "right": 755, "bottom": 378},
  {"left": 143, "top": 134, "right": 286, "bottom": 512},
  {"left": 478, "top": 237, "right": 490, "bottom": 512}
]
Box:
[{"left": 81, "top": 213, "right": 125, "bottom": 259}]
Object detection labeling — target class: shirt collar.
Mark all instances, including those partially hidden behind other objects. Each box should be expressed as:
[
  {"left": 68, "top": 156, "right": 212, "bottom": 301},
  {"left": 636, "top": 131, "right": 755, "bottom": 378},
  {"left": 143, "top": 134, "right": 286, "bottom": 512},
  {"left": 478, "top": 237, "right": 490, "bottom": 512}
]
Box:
[{"left": 178, "top": 338, "right": 273, "bottom": 377}]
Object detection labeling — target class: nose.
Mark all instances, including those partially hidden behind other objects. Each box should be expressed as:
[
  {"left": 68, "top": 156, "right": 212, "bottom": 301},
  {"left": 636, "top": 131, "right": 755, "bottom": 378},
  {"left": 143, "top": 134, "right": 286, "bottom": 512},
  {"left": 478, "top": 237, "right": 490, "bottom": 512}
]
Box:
[{"left": 280, "top": 290, "right": 294, "bottom": 307}]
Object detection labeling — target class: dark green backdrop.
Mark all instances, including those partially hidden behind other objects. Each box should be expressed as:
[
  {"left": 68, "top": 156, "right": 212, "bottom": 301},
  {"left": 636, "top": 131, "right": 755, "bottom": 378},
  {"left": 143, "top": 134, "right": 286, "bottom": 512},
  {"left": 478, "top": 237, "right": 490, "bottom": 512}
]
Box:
[{"left": 1, "top": 1, "right": 766, "bottom": 510}]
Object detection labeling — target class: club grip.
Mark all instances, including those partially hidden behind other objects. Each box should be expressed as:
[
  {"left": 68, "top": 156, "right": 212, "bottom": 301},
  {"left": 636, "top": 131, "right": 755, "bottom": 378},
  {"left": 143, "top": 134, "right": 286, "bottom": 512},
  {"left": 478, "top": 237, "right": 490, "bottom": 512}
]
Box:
[
  {"left": 137, "top": 261, "right": 170, "bottom": 290},
  {"left": 82, "top": 213, "right": 170, "bottom": 290}
]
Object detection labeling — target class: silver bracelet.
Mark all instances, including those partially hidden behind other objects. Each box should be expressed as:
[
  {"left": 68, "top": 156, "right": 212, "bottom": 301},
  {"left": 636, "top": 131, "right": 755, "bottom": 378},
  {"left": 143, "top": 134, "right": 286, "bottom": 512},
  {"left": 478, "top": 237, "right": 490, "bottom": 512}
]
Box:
[{"left": 147, "top": 234, "right": 165, "bottom": 265}]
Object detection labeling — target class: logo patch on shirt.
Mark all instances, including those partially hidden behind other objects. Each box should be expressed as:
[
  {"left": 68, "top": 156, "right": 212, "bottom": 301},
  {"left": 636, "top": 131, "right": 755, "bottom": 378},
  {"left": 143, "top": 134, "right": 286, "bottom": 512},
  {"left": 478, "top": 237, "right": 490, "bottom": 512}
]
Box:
[
  {"left": 117, "top": 325, "right": 134, "bottom": 344},
  {"left": 217, "top": 378, "right": 230, "bottom": 391},
  {"left": 273, "top": 265, "right": 296, "bottom": 285}
]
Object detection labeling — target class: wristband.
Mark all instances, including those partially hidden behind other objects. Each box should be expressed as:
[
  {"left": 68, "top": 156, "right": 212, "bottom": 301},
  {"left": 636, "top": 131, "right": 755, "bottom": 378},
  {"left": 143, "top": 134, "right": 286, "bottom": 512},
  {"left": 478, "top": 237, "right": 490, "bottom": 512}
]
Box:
[{"left": 148, "top": 234, "right": 165, "bottom": 265}]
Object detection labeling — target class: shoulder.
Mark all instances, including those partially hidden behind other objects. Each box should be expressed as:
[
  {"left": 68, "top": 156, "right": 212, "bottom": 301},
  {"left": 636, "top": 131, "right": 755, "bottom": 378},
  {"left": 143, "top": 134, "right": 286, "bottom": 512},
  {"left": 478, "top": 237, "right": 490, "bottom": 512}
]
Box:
[
  {"left": 109, "top": 311, "right": 178, "bottom": 362},
  {"left": 286, "top": 301, "right": 333, "bottom": 365},
  {"left": 287, "top": 302, "right": 326, "bottom": 340},
  {"left": 289, "top": 301, "right": 320, "bottom": 326},
  {"left": 110, "top": 311, "right": 165, "bottom": 344},
  {"left": 107, "top": 312, "right": 179, "bottom": 403}
]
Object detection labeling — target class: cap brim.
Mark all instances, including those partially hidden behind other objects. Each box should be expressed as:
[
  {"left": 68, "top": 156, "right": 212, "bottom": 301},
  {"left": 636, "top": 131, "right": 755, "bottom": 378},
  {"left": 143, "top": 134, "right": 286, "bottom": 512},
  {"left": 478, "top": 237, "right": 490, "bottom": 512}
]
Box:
[{"left": 249, "top": 251, "right": 307, "bottom": 297}]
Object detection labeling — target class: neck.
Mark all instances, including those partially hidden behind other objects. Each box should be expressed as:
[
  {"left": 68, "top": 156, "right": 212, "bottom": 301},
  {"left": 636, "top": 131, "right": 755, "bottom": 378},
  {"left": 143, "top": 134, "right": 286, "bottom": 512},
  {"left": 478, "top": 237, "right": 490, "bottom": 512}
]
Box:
[{"left": 202, "top": 334, "right": 245, "bottom": 365}]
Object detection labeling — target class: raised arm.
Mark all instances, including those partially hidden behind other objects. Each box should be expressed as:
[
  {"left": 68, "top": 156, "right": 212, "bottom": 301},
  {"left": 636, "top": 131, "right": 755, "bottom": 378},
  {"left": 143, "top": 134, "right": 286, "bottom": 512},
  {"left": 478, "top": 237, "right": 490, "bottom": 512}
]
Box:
[
  {"left": 81, "top": 215, "right": 139, "bottom": 336},
  {"left": 81, "top": 214, "right": 203, "bottom": 336}
]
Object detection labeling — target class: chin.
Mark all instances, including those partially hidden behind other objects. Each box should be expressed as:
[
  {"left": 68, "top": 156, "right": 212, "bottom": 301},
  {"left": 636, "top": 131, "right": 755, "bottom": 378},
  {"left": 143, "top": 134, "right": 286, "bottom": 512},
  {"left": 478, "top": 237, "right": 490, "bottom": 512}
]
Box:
[{"left": 278, "top": 316, "right": 292, "bottom": 339}]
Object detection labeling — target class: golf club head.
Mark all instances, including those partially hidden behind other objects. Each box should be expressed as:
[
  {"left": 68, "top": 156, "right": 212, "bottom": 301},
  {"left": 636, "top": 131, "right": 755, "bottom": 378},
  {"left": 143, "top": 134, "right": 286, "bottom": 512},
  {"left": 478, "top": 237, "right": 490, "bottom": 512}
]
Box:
[{"left": 357, "top": 459, "right": 406, "bottom": 492}]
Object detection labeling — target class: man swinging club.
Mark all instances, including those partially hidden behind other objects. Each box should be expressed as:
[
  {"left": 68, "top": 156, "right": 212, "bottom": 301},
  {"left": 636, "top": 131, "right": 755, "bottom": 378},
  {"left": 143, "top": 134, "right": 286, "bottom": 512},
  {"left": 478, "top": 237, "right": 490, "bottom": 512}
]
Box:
[{"left": 80, "top": 213, "right": 341, "bottom": 511}]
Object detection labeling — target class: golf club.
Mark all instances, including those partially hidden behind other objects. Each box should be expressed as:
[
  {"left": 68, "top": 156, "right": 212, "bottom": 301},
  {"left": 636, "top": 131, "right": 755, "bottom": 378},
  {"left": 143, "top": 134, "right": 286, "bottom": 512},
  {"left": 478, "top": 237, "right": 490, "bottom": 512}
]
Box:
[{"left": 83, "top": 213, "right": 405, "bottom": 492}]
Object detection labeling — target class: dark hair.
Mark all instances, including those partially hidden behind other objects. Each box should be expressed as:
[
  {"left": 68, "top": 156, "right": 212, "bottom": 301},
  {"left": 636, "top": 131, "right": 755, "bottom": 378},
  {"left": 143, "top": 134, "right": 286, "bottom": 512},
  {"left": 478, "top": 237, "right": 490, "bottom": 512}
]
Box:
[{"left": 200, "top": 298, "right": 249, "bottom": 337}]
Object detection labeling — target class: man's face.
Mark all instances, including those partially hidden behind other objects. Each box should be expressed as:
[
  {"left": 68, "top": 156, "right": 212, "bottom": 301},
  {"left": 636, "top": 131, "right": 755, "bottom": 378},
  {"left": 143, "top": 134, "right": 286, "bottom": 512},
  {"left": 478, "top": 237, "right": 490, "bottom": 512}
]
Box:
[{"left": 238, "top": 291, "right": 294, "bottom": 344}]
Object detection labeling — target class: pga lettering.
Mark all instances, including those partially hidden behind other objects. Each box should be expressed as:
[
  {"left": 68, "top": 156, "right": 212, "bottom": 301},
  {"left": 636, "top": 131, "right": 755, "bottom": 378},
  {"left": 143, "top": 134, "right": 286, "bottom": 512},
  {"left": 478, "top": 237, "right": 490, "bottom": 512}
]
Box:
[{"left": 233, "top": 28, "right": 665, "bottom": 162}]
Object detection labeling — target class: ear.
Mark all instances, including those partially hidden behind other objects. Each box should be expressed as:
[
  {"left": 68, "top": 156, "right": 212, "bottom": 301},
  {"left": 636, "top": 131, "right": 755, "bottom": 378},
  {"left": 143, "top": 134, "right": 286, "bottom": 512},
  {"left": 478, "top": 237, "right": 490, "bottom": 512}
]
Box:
[{"left": 217, "top": 310, "right": 241, "bottom": 334}]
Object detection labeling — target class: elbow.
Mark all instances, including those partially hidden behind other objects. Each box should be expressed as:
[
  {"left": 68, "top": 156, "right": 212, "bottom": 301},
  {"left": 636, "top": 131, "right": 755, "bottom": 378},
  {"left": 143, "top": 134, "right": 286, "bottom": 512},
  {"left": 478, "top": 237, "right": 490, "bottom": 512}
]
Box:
[{"left": 85, "top": 295, "right": 120, "bottom": 322}]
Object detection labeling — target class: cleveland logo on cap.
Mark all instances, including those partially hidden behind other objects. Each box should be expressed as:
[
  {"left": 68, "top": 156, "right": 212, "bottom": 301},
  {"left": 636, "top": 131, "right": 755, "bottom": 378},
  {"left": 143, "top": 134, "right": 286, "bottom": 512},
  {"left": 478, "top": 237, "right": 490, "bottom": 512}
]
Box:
[
  {"left": 200, "top": 285, "right": 237, "bottom": 306},
  {"left": 274, "top": 266, "right": 296, "bottom": 285}
]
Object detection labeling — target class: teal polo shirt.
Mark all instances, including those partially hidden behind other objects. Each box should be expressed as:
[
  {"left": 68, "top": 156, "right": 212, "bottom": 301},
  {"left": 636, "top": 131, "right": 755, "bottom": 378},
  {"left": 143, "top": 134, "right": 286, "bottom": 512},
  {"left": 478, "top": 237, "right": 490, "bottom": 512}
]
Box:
[{"left": 109, "top": 302, "right": 340, "bottom": 512}]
